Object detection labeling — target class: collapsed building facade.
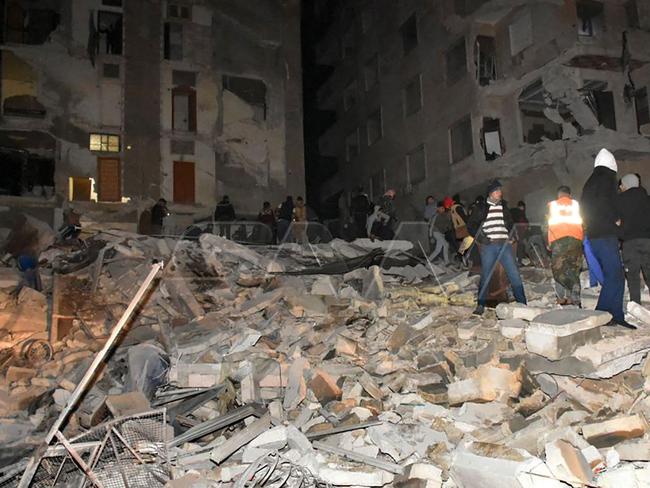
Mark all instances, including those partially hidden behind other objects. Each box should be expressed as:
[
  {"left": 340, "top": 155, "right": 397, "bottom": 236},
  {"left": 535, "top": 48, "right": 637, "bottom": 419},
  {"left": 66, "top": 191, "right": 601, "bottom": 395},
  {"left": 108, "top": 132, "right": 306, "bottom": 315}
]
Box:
[
  {"left": 316, "top": 0, "right": 650, "bottom": 221},
  {"left": 0, "top": 0, "right": 305, "bottom": 226}
]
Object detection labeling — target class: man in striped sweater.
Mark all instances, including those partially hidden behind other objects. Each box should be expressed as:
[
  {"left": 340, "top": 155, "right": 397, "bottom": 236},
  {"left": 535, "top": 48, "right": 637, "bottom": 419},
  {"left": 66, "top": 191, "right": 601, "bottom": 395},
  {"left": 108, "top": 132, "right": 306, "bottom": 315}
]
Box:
[{"left": 467, "top": 180, "right": 527, "bottom": 315}]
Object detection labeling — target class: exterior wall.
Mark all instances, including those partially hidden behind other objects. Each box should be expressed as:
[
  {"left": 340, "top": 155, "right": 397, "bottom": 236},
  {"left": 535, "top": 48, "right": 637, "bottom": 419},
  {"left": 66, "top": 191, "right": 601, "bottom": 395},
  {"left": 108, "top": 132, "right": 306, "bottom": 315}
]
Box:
[
  {"left": 317, "top": 0, "right": 650, "bottom": 223},
  {"left": 0, "top": 0, "right": 304, "bottom": 219}
]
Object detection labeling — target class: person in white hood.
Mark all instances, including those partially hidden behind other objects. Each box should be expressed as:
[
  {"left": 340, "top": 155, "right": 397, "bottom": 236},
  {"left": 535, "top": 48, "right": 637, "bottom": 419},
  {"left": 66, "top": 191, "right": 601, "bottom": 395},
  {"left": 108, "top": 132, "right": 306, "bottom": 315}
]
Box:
[{"left": 581, "top": 148, "right": 635, "bottom": 329}]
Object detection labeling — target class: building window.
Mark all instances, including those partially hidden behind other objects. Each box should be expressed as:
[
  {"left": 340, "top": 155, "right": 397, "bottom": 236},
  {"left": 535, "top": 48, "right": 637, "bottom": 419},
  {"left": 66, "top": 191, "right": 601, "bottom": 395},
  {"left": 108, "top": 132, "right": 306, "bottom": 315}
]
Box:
[
  {"left": 3, "top": 5, "right": 60, "bottom": 45},
  {"left": 172, "top": 86, "right": 197, "bottom": 132},
  {"left": 449, "top": 116, "right": 473, "bottom": 164},
  {"left": 482, "top": 118, "right": 504, "bottom": 160},
  {"left": 582, "top": 82, "right": 616, "bottom": 130},
  {"left": 400, "top": 14, "right": 418, "bottom": 55},
  {"left": 223, "top": 75, "right": 267, "bottom": 122},
  {"left": 446, "top": 38, "right": 467, "bottom": 85},
  {"left": 164, "top": 22, "right": 183, "bottom": 60},
  {"left": 577, "top": 1, "right": 604, "bottom": 37},
  {"left": 364, "top": 55, "right": 380, "bottom": 91},
  {"left": 635, "top": 87, "right": 649, "bottom": 134},
  {"left": 168, "top": 3, "right": 191, "bottom": 19},
  {"left": 475, "top": 36, "right": 496, "bottom": 86},
  {"left": 625, "top": 0, "right": 639, "bottom": 28},
  {"left": 103, "top": 63, "right": 120, "bottom": 78},
  {"left": 519, "top": 79, "right": 564, "bottom": 143},
  {"left": 90, "top": 133, "right": 120, "bottom": 152},
  {"left": 367, "top": 109, "right": 383, "bottom": 145},
  {"left": 343, "top": 81, "right": 357, "bottom": 111},
  {"left": 342, "top": 28, "right": 355, "bottom": 59},
  {"left": 403, "top": 75, "right": 423, "bottom": 116},
  {"left": 97, "top": 11, "right": 123, "bottom": 55},
  {"left": 345, "top": 130, "right": 360, "bottom": 162},
  {"left": 407, "top": 145, "right": 426, "bottom": 185}
]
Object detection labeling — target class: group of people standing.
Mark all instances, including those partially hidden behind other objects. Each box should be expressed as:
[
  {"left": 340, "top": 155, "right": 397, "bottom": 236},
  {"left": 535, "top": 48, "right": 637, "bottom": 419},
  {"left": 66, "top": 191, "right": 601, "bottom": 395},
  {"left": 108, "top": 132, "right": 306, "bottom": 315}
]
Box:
[{"left": 461, "top": 148, "right": 649, "bottom": 328}]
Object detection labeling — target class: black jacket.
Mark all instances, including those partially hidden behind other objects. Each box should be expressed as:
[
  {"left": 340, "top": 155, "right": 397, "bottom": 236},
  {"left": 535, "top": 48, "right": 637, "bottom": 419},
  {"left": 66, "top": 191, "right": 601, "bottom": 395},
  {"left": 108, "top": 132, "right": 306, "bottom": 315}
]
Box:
[
  {"left": 214, "top": 201, "right": 235, "bottom": 221},
  {"left": 467, "top": 199, "right": 514, "bottom": 244},
  {"left": 616, "top": 187, "right": 650, "bottom": 240},
  {"left": 581, "top": 166, "right": 620, "bottom": 239}
]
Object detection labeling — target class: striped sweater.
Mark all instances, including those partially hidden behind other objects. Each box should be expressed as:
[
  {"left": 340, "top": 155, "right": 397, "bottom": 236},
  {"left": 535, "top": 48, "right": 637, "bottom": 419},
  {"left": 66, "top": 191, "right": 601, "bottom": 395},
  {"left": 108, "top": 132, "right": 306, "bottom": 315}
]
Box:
[{"left": 482, "top": 201, "right": 509, "bottom": 242}]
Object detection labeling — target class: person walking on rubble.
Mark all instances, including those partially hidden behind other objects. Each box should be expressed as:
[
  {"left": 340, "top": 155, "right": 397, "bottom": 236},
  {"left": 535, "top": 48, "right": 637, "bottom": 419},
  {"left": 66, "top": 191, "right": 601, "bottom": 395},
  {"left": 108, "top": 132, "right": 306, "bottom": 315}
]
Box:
[
  {"left": 277, "top": 196, "right": 294, "bottom": 243},
  {"left": 428, "top": 201, "right": 451, "bottom": 265},
  {"left": 546, "top": 186, "right": 584, "bottom": 306},
  {"left": 616, "top": 173, "right": 650, "bottom": 305},
  {"left": 581, "top": 148, "right": 635, "bottom": 329},
  {"left": 467, "top": 179, "right": 527, "bottom": 316}
]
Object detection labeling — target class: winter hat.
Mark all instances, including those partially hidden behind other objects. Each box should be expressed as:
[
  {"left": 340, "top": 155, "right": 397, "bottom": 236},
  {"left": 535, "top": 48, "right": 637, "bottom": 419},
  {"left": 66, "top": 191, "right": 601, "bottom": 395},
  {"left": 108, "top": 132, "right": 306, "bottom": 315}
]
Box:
[
  {"left": 443, "top": 196, "right": 454, "bottom": 209},
  {"left": 621, "top": 173, "right": 640, "bottom": 189},
  {"left": 486, "top": 179, "right": 503, "bottom": 195},
  {"left": 594, "top": 148, "right": 617, "bottom": 172}
]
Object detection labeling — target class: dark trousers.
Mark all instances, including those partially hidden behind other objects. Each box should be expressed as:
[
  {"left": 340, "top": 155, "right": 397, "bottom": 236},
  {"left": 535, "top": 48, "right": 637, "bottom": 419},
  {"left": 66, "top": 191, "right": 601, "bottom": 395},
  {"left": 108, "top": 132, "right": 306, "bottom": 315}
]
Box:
[
  {"left": 477, "top": 242, "right": 527, "bottom": 306},
  {"left": 622, "top": 238, "right": 650, "bottom": 304},
  {"left": 589, "top": 237, "right": 625, "bottom": 322},
  {"left": 218, "top": 222, "right": 232, "bottom": 239}
]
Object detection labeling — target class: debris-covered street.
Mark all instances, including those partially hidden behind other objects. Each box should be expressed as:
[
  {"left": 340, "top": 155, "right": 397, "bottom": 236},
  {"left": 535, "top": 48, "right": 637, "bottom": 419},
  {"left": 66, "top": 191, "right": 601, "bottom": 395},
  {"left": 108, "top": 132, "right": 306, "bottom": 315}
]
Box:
[{"left": 1, "top": 214, "right": 650, "bottom": 488}]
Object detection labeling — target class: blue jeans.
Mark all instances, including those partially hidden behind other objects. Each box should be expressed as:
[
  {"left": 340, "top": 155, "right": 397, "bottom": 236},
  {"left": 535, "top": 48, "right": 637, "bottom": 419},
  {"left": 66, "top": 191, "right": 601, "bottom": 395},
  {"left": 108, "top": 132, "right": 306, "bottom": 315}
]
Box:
[
  {"left": 478, "top": 242, "right": 527, "bottom": 306},
  {"left": 584, "top": 237, "right": 604, "bottom": 287},
  {"left": 589, "top": 237, "right": 625, "bottom": 322}
]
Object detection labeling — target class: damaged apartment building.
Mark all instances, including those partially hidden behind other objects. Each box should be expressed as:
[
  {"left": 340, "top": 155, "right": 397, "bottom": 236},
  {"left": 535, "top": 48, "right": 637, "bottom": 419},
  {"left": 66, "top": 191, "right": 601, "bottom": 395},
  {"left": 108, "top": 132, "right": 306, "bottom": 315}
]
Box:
[
  {"left": 316, "top": 0, "right": 650, "bottom": 221},
  {"left": 0, "top": 0, "right": 304, "bottom": 226}
]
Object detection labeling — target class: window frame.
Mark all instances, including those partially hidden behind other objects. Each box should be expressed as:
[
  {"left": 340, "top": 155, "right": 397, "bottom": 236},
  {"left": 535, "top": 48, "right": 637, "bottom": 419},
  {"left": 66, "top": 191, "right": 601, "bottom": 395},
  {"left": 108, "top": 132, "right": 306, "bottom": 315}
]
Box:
[
  {"left": 403, "top": 74, "right": 423, "bottom": 117},
  {"left": 449, "top": 115, "right": 474, "bottom": 164},
  {"left": 89, "top": 133, "right": 121, "bottom": 153}
]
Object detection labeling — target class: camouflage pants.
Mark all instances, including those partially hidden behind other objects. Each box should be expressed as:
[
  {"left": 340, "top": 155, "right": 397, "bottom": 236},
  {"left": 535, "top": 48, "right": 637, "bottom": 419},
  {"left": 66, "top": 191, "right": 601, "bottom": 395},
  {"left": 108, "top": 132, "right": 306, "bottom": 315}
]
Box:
[{"left": 550, "top": 236, "right": 583, "bottom": 303}]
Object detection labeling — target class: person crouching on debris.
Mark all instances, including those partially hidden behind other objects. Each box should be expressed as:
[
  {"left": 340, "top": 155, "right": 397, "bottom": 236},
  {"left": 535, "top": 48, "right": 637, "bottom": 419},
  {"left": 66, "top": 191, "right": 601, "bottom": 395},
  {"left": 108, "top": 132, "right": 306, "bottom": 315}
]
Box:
[
  {"left": 616, "top": 173, "right": 650, "bottom": 306},
  {"left": 581, "top": 148, "right": 635, "bottom": 329},
  {"left": 467, "top": 179, "right": 527, "bottom": 316},
  {"left": 546, "top": 186, "right": 584, "bottom": 306}
]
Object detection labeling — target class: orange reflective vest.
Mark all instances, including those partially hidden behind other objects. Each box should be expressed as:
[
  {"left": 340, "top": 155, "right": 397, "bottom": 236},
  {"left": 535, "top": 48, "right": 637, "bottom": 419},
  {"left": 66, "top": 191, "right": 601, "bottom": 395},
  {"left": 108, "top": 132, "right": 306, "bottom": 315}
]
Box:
[{"left": 547, "top": 197, "right": 584, "bottom": 244}]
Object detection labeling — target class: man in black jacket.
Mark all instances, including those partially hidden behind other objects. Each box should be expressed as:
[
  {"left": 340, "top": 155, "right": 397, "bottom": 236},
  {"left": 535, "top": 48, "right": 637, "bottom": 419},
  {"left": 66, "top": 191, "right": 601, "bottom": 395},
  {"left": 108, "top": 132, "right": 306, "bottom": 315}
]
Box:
[
  {"left": 581, "top": 148, "right": 635, "bottom": 328},
  {"left": 214, "top": 196, "right": 236, "bottom": 239},
  {"left": 467, "top": 180, "right": 526, "bottom": 315},
  {"left": 617, "top": 173, "right": 650, "bottom": 305}
]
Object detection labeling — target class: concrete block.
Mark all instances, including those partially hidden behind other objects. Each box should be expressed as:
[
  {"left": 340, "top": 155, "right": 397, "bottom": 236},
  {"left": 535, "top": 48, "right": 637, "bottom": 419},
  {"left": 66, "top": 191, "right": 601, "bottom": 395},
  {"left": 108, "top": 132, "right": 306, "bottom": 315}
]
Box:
[
  {"left": 525, "top": 310, "right": 610, "bottom": 360},
  {"left": 404, "top": 463, "right": 443, "bottom": 481},
  {"left": 500, "top": 319, "right": 527, "bottom": 339},
  {"left": 581, "top": 414, "right": 647, "bottom": 448},
  {"left": 448, "top": 365, "right": 521, "bottom": 406},
  {"left": 319, "top": 467, "right": 394, "bottom": 486},
  {"left": 496, "top": 303, "right": 547, "bottom": 321},
  {"left": 544, "top": 440, "right": 594, "bottom": 486},
  {"left": 249, "top": 425, "right": 288, "bottom": 450},
  {"left": 310, "top": 370, "right": 342, "bottom": 404},
  {"left": 335, "top": 335, "right": 357, "bottom": 356}
]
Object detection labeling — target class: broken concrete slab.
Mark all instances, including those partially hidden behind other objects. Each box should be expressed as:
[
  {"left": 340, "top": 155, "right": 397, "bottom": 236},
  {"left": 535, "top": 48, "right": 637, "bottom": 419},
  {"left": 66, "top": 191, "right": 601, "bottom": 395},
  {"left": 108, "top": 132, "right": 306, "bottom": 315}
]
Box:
[
  {"left": 310, "top": 370, "right": 342, "bottom": 405},
  {"left": 448, "top": 365, "right": 521, "bottom": 406},
  {"left": 544, "top": 439, "right": 594, "bottom": 486},
  {"left": 581, "top": 414, "right": 647, "bottom": 448},
  {"left": 499, "top": 319, "right": 527, "bottom": 339},
  {"left": 628, "top": 301, "right": 650, "bottom": 325},
  {"left": 496, "top": 303, "right": 548, "bottom": 321}
]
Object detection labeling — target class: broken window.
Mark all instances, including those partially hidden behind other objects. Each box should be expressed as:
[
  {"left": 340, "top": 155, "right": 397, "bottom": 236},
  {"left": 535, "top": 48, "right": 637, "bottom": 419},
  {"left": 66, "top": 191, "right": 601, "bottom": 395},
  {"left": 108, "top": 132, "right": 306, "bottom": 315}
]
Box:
[
  {"left": 172, "top": 86, "right": 197, "bottom": 132},
  {"left": 518, "top": 80, "right": 564, "bottom": 143},
  {"left": 634, "top": 87, "right": 649, "bottom": 133},
  {"left": 403, "top": 74, "right": 422, "bottom": 116},
  {"left": 367, "top": 108, "right": 382, "bottom": 145},
  {"left": 345, "top": 130, "right": 360, "bottom": 162},
  {"left": 342, "top": 28, "right": 355, "bottom": 59},
  {"left": 343, "top": 81, "right": 357, "bottom": 111},
  {"left": 449, "top": 115, "right": 474, "bottom": 164},
  {"left": 168, "top": 3, "right": 191, "bottom": 20},
  {"left": 577, "top": 0, "right": 604, "bottom": 37},
  {"left": 223, "top": 75, "right": 267, "bottom": 122},
  {"left": 475, "top": 36, "right": 496, "bottom": 86},
  {"left": 4, "top": 4, "right": 60, "bottom": 45},
  {"left": 98, "top": 11, "right": 122, "bottom": 55},
  {"left": 407, "top": 145, "right": 426, "bottom": 185},
  {"left": 90, "top": 133, "right": 120, "bottom": 152},
  {"left": 364, "top": 54, "right": 379, "bottom": 91},
  {"left": 103, "top": 63, "right": 120, "bottom": 78},
  {"left": 625, "top": 0, "right": 639, "bottom": 29},
  {"left": 482, "top": 118, "right": 504, "bottom": 160},
  {"left": 582, "top": 81, "right": 616, "bottom": 130},
  {"left": 0, "top": 149, "right": 54, "bottom": 197},
  {"left": 164, "top": 22, "right": 183, "bottom": 60},
  {"left": 446, "top": 38, "right": 467, "bottom": 85},
  {"left": 400, "top": 14, "right": 418, "bottom": 55}
]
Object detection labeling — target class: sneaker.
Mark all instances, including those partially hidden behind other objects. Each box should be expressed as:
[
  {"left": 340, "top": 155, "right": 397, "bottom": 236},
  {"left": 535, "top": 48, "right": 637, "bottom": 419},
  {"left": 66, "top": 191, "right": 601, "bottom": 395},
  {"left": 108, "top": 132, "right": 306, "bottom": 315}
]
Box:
[{"left": 473, "top": 305, "right": 485, "bottom": 316}]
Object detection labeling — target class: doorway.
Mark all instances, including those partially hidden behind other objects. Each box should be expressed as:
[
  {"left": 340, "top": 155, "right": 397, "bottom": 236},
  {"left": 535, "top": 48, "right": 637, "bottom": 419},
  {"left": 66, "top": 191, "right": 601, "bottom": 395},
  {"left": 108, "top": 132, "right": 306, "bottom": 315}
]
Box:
[
  {"left": 97, "top": 157, "right": 121, "bottom": 202},
  {"left": 173, "top": 160, "right": 195, "bottom": 204}
]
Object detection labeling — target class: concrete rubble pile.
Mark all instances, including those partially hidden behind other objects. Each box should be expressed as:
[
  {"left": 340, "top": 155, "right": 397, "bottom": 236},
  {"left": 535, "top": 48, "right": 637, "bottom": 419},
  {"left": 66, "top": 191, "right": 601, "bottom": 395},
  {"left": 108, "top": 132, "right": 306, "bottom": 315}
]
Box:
[{"left": 0, "top": 216, "right": 650, "bottom": 487}]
